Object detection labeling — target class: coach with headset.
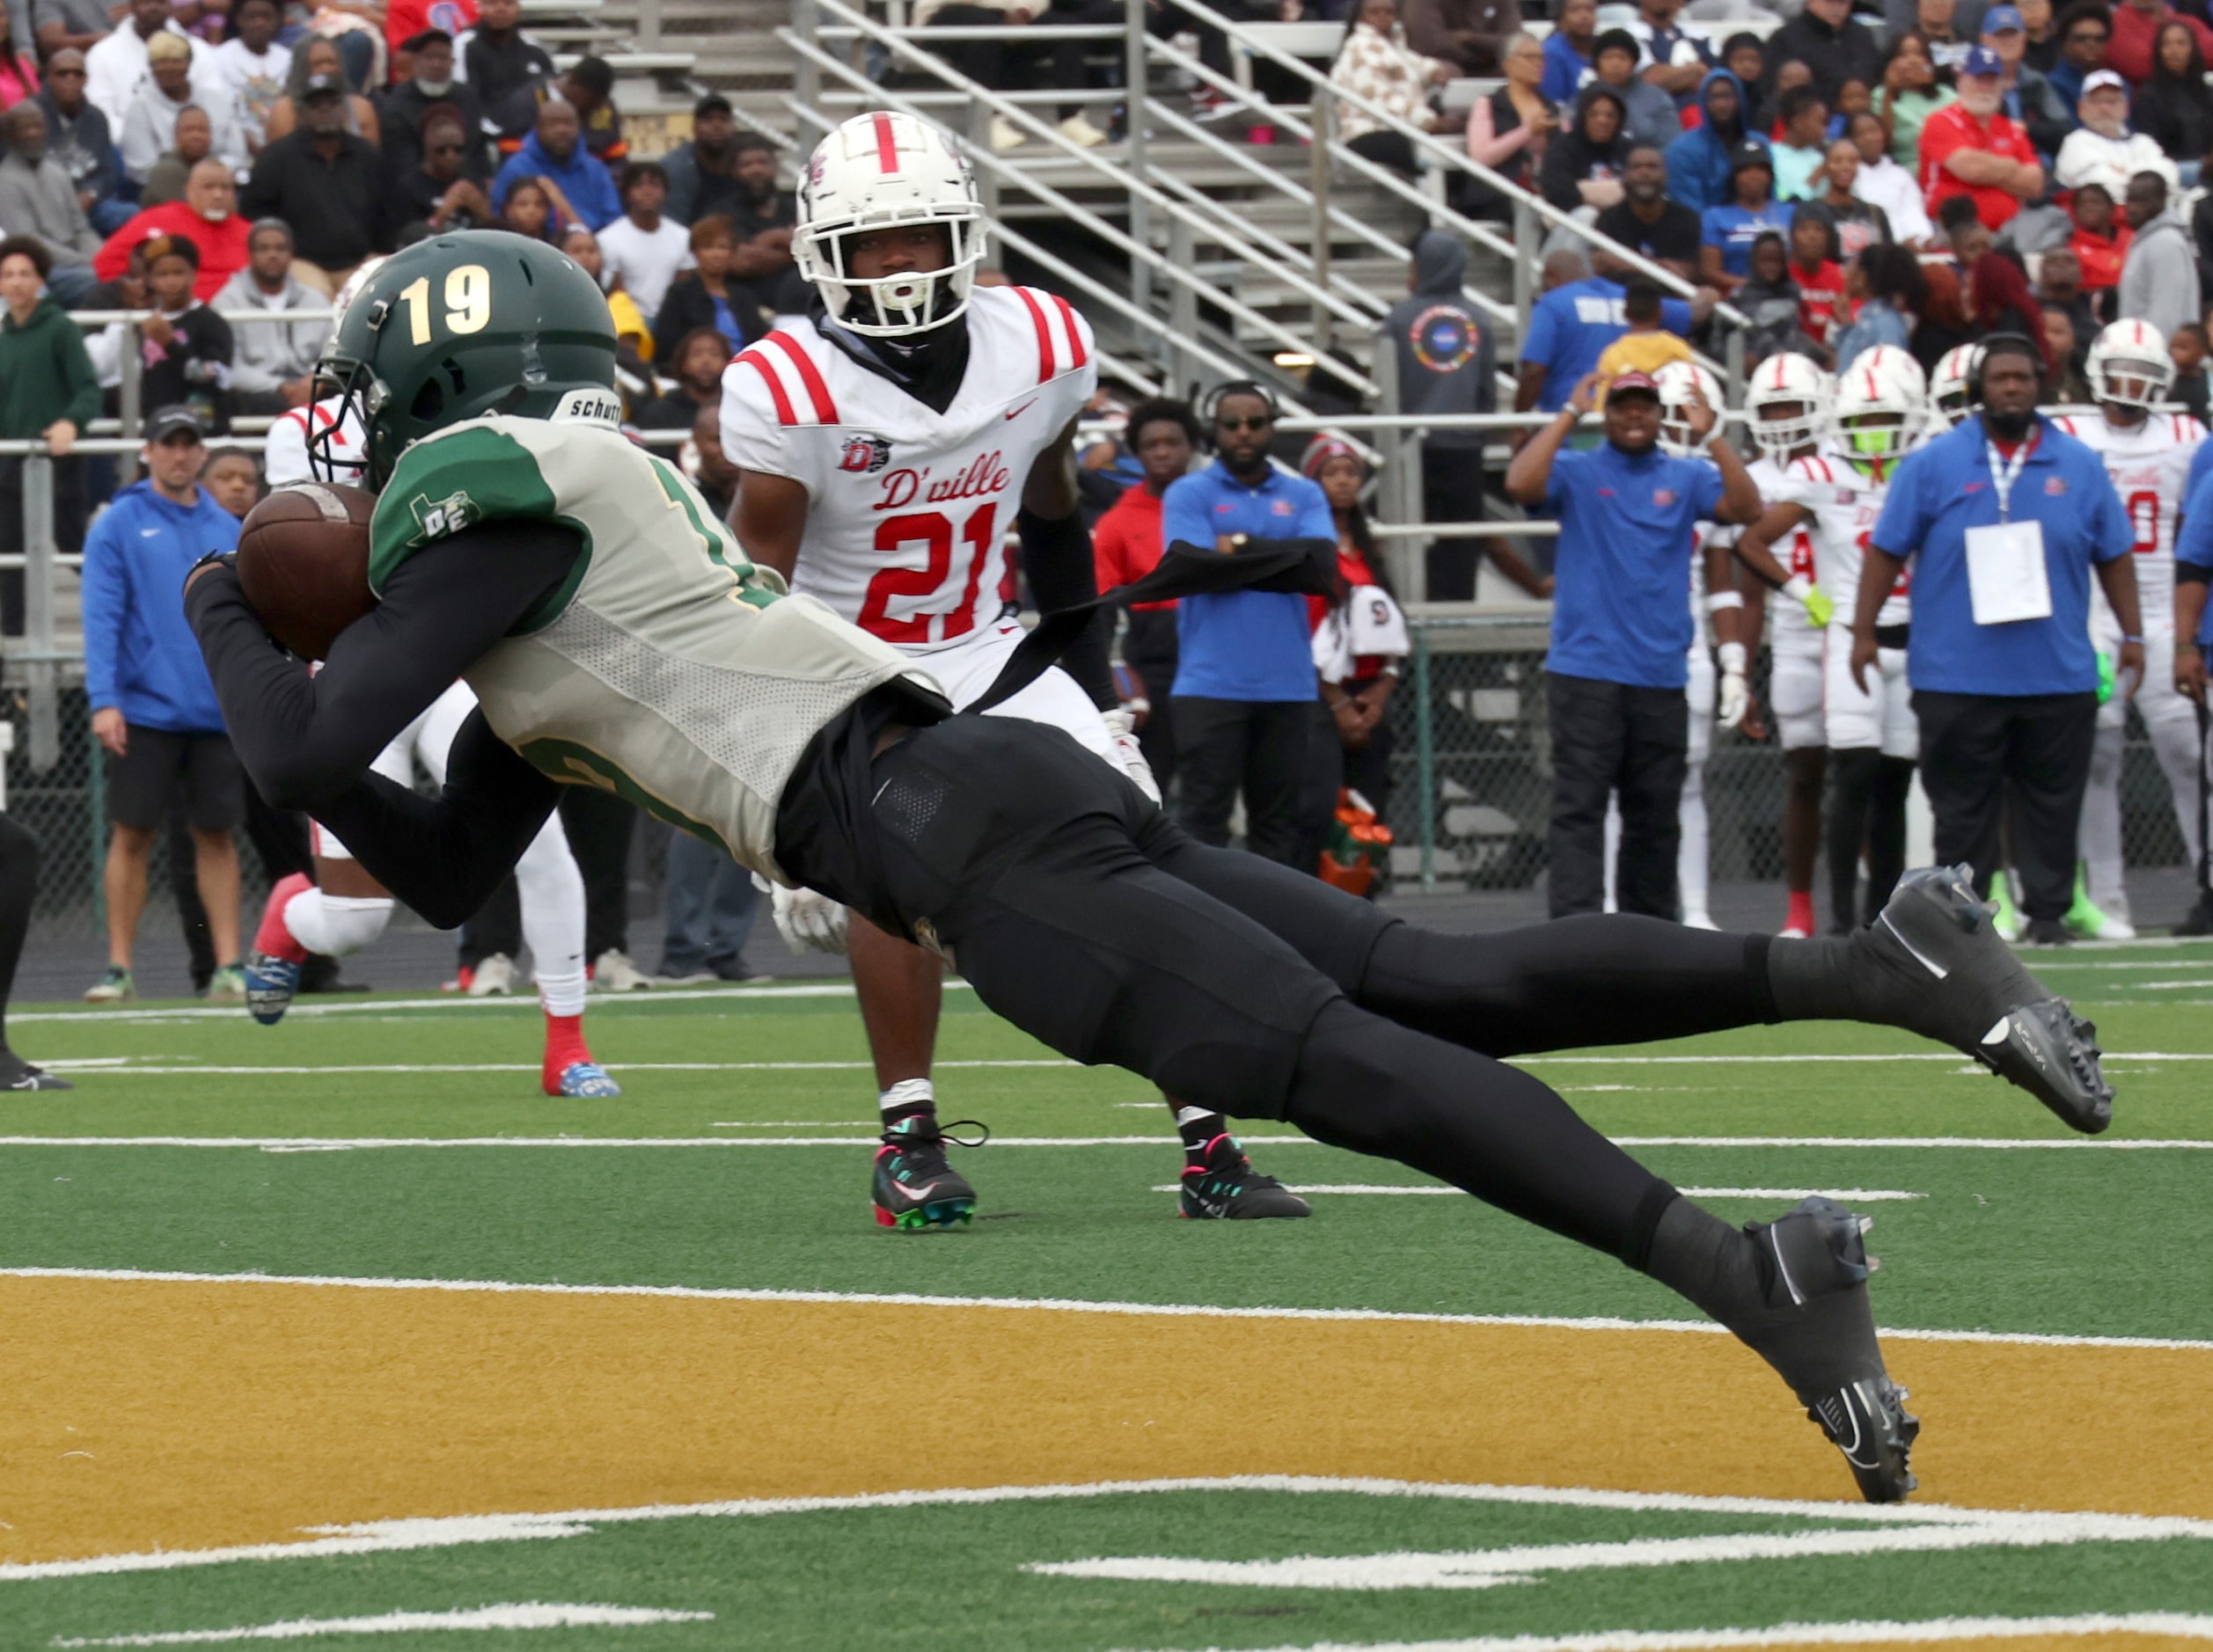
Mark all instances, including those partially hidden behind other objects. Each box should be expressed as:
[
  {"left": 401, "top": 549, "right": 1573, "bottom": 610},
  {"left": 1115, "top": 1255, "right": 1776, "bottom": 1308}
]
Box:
[
  {"left": 1855, "top": 333, "right": 2143, "bottom": 947},
  {"left": 1162, "top": 382, "right": 1336, "bottom": 866}
]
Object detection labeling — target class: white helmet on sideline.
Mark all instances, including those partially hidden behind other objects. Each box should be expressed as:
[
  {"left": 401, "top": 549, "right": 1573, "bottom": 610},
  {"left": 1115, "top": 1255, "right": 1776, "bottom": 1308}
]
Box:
[
  {"left": 1930, "top": 343, "right": 1984, "bottom": 428},
  {"left": 1653, "top": 361, "right": 1725, "bottom": 457},
  {"left": 794, "top": 111, "right": 988, "bottom": 337},
  {"left": 1745, "top": 352, "right": 1831, "bottom": 460},
  {"left": 2086, "top": 318, "right": 2174, "bottom": 411},
  {"left": 1830, "top": 345, "right": 1926, "bottom": 463}
]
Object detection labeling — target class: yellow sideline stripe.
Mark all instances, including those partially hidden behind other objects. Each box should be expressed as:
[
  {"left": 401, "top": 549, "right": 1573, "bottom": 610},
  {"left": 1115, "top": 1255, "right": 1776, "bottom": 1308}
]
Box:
[{"left": 3, "top": 1275, "right": 2208, "bottom": 1569}]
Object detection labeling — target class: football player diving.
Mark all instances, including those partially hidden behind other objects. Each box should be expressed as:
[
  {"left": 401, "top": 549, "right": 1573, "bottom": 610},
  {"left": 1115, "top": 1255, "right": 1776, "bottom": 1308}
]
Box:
[{"left": 187, "top": 218, "right": 2111, "bottom": 1508}]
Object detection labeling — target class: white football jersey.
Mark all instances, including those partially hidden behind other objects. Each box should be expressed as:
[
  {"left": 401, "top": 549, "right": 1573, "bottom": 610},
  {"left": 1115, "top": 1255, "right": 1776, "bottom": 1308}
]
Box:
[
  {"left": 2051, "top": 411, "right": 2204, "bottom": 625},
  {"left": 721, "top": 285, "right": 1097, "bottom": 648},
  {"left": 264, "top": 396, "right": 366, "bottom": 489},
  {"left": 1727, "top": 454, "right": 1822, "bottom": 645},
  {"left": 1781, "top": 448, "right": 1909, "bottom": 628}
]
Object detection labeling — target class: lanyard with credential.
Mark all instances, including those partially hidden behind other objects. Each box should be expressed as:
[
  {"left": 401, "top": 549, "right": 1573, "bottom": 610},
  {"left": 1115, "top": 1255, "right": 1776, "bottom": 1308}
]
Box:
[{"left": 1985, "top": 438, "right": 2032, "bottom": 523}]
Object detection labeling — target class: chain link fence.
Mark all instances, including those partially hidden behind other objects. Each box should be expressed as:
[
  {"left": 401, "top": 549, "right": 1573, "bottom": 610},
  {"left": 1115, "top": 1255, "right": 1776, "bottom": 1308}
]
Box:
[{"left": 1380, "top": 616, "right": 2197, "bottom": 898}]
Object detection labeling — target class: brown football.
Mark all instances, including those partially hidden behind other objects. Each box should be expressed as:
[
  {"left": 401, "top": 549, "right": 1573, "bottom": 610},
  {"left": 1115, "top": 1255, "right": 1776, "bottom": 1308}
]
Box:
[{"left": 236, "top": 482, "right": 377, "bottom": 661}]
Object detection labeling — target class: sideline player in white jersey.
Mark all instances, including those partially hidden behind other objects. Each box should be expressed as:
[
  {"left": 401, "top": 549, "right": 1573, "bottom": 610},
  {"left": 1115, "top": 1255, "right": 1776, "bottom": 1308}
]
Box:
[
  {"left": 2050, "top": 319, "right": 2206, "bottom": 939},
  {"left": 1734, "top": 346, "right": 1925, "bottom": 933},
  {"left": 1929, "top": 343, "right": 1982, "bottom": 433},
  {"left": 1734, "top": 355, "right": 1832, "bottom": 938},
  {"left": 725, "top": 111, "right": 1301, "bottom": 1226},
  {"left": 245, "top": 262, "right": 615, "bottom": 1098}
]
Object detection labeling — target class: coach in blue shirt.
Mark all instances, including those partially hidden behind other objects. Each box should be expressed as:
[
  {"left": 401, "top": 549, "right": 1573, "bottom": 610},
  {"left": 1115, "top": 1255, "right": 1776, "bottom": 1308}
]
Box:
[
  {"left": 1506, "top": 367, "right": 1761, "bottom": 917},
  {"left": 1857, "top": 333, "right": 2140, "bottom": 943},
  {"left": 1162, "top": 384, "right": 1337, "bottom": 866},
  {"left": 2164, "top": 467, "right": 2213, "bottom": 932}
]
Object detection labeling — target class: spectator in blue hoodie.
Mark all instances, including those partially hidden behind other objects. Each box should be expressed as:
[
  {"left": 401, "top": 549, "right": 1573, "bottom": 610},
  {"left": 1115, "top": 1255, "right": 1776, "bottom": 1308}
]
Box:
[
  {"left": 1665, "top": 66, "right": 1766, "bottom": 210},
  {"left": 490, "top": 97, "right": 619, "bottom": 231},
  {"left": 82, "top": 404, "right": 246, "bottom": 1005}
]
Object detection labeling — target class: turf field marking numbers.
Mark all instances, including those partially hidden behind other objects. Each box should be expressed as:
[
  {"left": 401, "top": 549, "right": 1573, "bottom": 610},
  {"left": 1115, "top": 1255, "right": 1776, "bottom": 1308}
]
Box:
[
  {"left": 1134, "top": 1612, "right": 2213, "bottom": 1652},
  {"left": 7, "top": 1477, "right": 2212, "bottom": 1589},
  {"left": 50, "top": 1603, "right": 713, "bottom": 1645},
  {"left": 1027, "top": 1506, "right": 2213, "bottom": 1590},
  {"left": 4, "top": 1268, "right": 2209, "bottom": 1352},
  {"left": 1144, "top": 1185, "right": 1927, "bottom": 1202}
]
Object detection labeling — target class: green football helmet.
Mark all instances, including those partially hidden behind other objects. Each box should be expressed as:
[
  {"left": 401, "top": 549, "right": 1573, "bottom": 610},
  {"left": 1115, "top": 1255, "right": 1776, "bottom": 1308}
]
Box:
[{"left": 312, "top": 230, "right": 620, "bottom": 491}]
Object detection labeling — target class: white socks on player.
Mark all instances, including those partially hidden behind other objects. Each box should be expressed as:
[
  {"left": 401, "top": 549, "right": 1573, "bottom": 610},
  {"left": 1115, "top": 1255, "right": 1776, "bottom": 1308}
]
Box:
[
  {"left": 880, "top": 1078, "right": 934, "bottom": 1115},
  {"left": 517, "top": 811, "right": 589, "bottom": 1018},
  {"left": 1679, "top": 761, "right": 1711, "bottom": 923},
  {"left": 2079, "top": 722, "right": 2129, "bottom": 918},
  {"left": 284, "top": 888, "right": 392, "bottom": 957}
]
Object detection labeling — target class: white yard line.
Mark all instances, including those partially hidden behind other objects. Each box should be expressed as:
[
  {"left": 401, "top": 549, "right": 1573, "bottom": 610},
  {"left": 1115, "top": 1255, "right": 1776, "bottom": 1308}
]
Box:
[
  {"left": 1143, "top": 1613, "right": 2213, "bottom": 1652},
  {"left": 1147, "top": 1186, "right": 1927, "bottom": 1202},
  {"left": 2, "top": 1267, "right": 2205, "bottom": 1353},
  {"left": 0, "top": 1134, "right": 2204, "bottom": 1150},
  {"left": 38, "top": 1060, "right": 1072, "bottom": 1076},
  {"left": 50, "top": 1604, "right": 713, "bottom": 1645},
  {"left": 8, "top": 983, "right": 884, "bottom": 1023},
  {"left": 9, "top": 1476, "right": 2213, "bottom": 1588}
]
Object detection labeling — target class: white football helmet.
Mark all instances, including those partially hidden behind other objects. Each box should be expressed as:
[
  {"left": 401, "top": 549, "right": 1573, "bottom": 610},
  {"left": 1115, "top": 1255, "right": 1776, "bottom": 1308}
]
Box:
[
  {"left": 1930, "top": 343, "right": 1983, "bottom": 428},
  {"left": 1653, "top": 361, "right": 1725, "bottom": 457},
  {"left": 2086, "top": 318, "right": 2173, "bottom": 411},
  {"left": 794, "top": 111, "right": 988, "bottom": 337},
  {"left": 331, "top": 254, "right": 387, "bottom": 327},
  {"left": 1745, "top": 352, "right": 1831, "bottom": 460},
  {"left": 1830, "top": 345, "right": 1926, "bottom": 463}
]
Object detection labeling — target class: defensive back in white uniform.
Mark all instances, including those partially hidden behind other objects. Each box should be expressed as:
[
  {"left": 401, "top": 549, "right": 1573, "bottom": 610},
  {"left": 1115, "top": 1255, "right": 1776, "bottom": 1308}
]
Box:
[{"left": 2054, "top": 319, "right": 2209, "bottom": 934}]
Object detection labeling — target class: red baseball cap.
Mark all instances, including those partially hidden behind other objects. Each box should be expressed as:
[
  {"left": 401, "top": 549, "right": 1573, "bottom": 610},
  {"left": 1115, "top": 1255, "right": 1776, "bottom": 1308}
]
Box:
[{"left": 1608, "top": 370, "right": 1661, "bottom": 400}]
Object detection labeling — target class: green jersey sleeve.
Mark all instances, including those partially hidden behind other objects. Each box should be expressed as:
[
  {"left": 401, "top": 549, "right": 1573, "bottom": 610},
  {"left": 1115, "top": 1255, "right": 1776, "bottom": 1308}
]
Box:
[{"left": 368, "top": 424, "right": 564, "bottom": 597}]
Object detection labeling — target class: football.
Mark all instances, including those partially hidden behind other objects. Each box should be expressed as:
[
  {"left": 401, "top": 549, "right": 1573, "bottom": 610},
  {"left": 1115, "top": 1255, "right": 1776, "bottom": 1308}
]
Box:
[{"left": 236, "top": 481, "right": 378, "bottom": 662}]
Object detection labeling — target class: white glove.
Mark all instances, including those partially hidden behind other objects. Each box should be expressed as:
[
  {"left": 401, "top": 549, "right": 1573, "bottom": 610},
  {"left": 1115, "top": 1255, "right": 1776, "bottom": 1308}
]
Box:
[
  {"left": 751, "top": 873, "right": 850, "bottom": 955},
  {"left": 1101, "top": 706, "right": 1161, "bottom": 802},
  {"left": 1717, "top": 640, "right": 1749, "bottom": 729}
]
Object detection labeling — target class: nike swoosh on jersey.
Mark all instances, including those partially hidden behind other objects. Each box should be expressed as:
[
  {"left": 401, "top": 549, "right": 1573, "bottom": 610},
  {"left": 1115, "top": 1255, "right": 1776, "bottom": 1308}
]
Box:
[{"left": 1005, "top": 398, "right": 1039, "bottom": 420}]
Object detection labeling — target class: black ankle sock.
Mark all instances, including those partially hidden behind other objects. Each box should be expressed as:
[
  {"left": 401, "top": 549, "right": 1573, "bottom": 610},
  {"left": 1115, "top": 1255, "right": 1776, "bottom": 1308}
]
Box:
[
  {"left": 881, "top": 1097, "right": 937, "bottom": 1132},
  {"left": 1174, "top": 1106, "right": 1232, "bottom": 1166},
  {"left": 1642, "top": 1195, "right": 1782, "bottom": 1325}
]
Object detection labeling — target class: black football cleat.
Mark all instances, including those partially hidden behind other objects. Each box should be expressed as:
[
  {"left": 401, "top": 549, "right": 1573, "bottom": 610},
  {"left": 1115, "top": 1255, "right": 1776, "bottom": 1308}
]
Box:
[
  {"left": 1735, "top": 1198, "right": 1917, "bottom": 1504},
  {"left": 1179, "top": 1131, "right": 1311, "bottom": 1220},
  {"left": 1851, "top": 866, "right": 2113, "bottom": 1132},
  {"left": 871, "top": 1114, "right": 980, "bottom": 1231},
  {"left": 2172, "top": 892, "right": 2213, "bottom": 937},
  {"left": 0, "top": 1052, "right": 71, "bottom": 1091}
]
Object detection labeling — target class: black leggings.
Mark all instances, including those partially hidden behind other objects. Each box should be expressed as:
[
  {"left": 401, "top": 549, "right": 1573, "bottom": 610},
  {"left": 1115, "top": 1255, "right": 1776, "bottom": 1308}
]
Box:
[{"left": 860, "top": 715, "right": 1782, "bottom": 1261}]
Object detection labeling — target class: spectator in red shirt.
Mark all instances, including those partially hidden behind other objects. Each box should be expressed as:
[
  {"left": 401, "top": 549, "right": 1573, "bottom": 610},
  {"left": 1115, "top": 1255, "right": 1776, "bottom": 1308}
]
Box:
[
  {"left": 91, "top": 157, "right": 250, "bottom": 301},
  {"left": 1091, "top": 396, "right": 1199, "bottom": 791},
  {"left": 1786, "top": 211, "right": 1848, "bottom": 347},
  {"left": 1919, "top": 43, "right": 2045, "bottom": 228},
  {"left": 2106, "top": 0, "right": 2213, "bottom": 84},
  {"left": 2069, "top": 177, "right": 2133, "bottom": 297}
]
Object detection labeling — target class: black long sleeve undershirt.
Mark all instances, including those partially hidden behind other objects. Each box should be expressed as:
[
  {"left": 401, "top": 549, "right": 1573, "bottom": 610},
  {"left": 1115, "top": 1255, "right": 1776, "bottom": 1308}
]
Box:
[
  {"left": 187, "top": 520, "right": 587, "bottom": 925},
  {"left": 1017, "top": 507, "right": 1117, "bottom": 711}
]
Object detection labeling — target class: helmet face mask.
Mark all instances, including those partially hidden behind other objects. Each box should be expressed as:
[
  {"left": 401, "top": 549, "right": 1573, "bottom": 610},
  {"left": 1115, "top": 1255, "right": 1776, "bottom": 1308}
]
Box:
[
  {"left": 1930, "top": 343, "right": 1984, "bottom": 429},
  {"left": 1746, "top": 352, "right": 1830, "bottom": 459},
  {"left": 1830, "top": 346, "right": 1926, "bottom": 463},
  {"left": 2087, "top": 320, "right": 2173, "bottom": 413},
  {"left": 311, "top": 230, "right": 619, "bottom": 493},
  {"left": 1652, "top": 362, "right": 1724, "bottom": 458},
  {"left": 796, "top": 113, "right": 988, "bottom": 338}
]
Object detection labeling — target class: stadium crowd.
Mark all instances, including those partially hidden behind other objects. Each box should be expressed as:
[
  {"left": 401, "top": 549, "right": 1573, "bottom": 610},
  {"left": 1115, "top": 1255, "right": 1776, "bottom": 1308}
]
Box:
[{"left": 10, "top": 0, "right": 2213, "bottom": 1016}]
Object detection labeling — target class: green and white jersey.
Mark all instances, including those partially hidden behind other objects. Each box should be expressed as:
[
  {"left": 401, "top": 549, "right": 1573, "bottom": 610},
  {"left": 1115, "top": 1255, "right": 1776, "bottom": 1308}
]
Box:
[{"left": 368, "top": 413, "right": 945, "bottom": 882}]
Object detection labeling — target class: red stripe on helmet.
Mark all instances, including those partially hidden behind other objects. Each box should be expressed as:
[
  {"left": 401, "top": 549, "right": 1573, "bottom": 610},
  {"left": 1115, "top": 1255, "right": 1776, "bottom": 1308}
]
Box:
[
  {"left": 760, "top": 330, "right": 839, "bottom": 424},
  {"left": 873, "top": 111, "right": 899, "bottom": 172}
]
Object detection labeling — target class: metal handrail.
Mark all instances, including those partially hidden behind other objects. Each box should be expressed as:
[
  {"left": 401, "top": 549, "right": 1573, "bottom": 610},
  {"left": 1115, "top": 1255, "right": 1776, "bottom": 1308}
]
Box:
[
  {"left": 785, "top": 0, "right": 1381, "bottom": 384},
  {"left": 1167, "top": 0, "right": 1748, "bottom": 335},
  {"left": 780, "top": 25, "right": 1381, "bottom": 401}
]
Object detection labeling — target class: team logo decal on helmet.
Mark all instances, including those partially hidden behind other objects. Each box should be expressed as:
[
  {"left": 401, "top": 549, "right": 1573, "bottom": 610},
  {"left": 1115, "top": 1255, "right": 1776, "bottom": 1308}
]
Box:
[{"left": 795, "top": 111, "right": 988, "bottom": 338}]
